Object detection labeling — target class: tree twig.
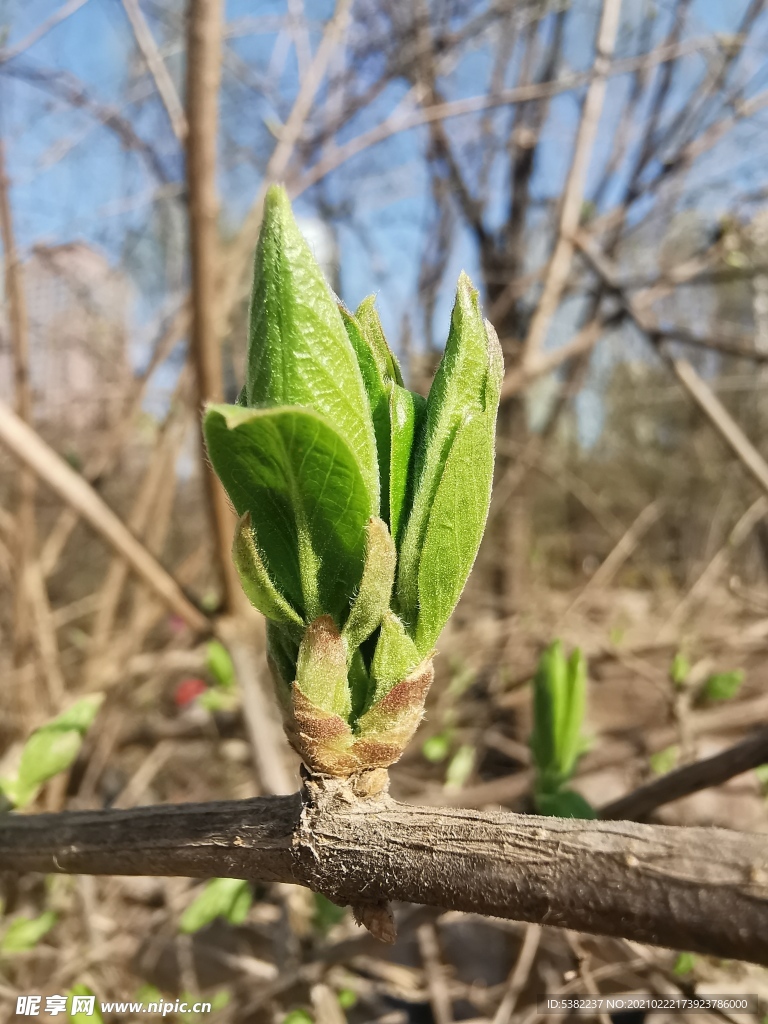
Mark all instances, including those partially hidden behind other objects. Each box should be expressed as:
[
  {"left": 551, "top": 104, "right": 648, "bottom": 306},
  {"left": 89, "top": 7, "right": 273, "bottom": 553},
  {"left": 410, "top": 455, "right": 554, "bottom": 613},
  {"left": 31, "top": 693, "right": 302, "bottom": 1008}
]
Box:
[
  {"left": 0, "top": 400, "right": 210, "bottom": 633},
  {"left": 0, "top": 779, "right": 766, "bottom": 964},
  {"left": 600, "top": 728, "right": 768, "bottom": 821},
  {"left": 120, "top": 0, "right": 187, "bottom": 142},
  {"left": 186, "top": 0, "right": 240, "bottom": 614},
  {"left": 519, "top": 0, "right": 621, "bottom": 369}
]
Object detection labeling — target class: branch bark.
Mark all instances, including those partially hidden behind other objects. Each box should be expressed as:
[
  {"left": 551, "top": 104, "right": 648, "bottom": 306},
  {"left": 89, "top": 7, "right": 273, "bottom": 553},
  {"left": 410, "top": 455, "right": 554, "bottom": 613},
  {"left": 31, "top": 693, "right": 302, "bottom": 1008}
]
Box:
[{"left": 0, "top": 779, "right": 766, "bottom": 965}]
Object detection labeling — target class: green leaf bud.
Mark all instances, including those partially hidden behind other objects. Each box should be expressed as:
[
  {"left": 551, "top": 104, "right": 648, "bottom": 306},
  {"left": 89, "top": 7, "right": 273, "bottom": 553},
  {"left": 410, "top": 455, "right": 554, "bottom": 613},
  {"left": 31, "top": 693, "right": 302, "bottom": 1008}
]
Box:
[
  {"left": 396, "top": 272, "right": 503, "bottom": 653},
  {"left": 247, "top": 184, "right": 379, "bottom": 507}
]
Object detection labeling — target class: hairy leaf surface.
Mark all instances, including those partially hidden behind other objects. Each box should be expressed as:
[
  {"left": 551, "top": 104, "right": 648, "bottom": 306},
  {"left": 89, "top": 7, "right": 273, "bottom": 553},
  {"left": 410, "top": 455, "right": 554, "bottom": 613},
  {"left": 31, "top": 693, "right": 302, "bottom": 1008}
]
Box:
[
  {"left": 204, "top": 403, "right": 371, "bottom": 622},
  {"left": 247, "top": 186, "right": 378, "bottom": 506}
]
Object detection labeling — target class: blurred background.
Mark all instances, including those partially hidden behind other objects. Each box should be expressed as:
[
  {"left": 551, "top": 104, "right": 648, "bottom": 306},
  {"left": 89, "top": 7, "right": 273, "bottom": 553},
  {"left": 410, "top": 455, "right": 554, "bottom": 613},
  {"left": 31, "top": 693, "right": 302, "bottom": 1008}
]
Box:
[{"left": 1, "top": 0, "right": 768, "bottom": 1019}]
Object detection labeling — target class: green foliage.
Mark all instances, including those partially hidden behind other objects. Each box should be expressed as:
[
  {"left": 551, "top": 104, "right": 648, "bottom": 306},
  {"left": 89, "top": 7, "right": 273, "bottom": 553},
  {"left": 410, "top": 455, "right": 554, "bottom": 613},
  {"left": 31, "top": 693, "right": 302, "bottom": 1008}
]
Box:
[
  {"left": 444, "top": 744, "right": 476, "bottom": 790},
  {"left": 703, "top": 669, "right": 744, "bottom": 703},
  {"left": 396, "top": 273, "right": 503, "bottom": 655},
  {"left": 670, "top": 651, "right": 690, "bottom": 688},
  {"left": 0, "top": 694, "right": 103, "bottom": 809},
  {"left": 650, "top": 745, "right": 679, "bottom": 775},
  {"left": 204, "top": 403, "right": 372, "bottom": 624},
  {"left": 337, "top": 988, "right": 357, "bottom": 1010},
  {"left": 67, "top": 985, "right": 104, "bottom": 1023},
  {"left": 203, "top": 186, "right": 502, "bottom": 775},
  {"left": 283, "top": 1012, "right": 313, "bottom": 1024},
  {"left": 530, "top": 642, "right": 593, "bottom": 818},
  {"left": 246, "top": 186, "right": 379, "bottom": 506},
  {"left": 1, "top": 911, "right": 57, "bottom": 954},
  {"left": 179, "top": 878, "right": 252, "bottom": 934},
  {"left": 673, "top": 952, "right": 697, "bottom": 975},
  {"left": 206, "top": 641, "right": 236, "bottom": 689},
  {"left": 536, "top": 790, "right": 595, "bottom": 819},
  {"left": 422, "top": 730, "right": 454, "bottom": 763}
]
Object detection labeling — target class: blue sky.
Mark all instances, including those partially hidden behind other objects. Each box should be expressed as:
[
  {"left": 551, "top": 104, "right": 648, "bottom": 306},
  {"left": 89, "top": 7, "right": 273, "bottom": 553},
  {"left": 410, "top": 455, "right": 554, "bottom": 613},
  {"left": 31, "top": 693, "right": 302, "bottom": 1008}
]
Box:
[{"left": 1, "top": 0, "right": 766, "bottom": 441}]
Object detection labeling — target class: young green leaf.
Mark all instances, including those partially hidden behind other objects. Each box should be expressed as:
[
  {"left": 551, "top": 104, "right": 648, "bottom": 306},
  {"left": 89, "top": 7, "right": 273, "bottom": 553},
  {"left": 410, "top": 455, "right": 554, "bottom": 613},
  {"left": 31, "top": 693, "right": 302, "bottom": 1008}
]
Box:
[
  {"left": 204, "top": 403, "right": 372, "bottom": 623},
  {"left": 388, "top": 384, "right": 425, "bottom": 545},
  {"left": 410, "top": 412, "right": 496, "bottom": 653},
  {"left": 355, "top": 295, "right": 404, "bottom": 386},
  {"left": 535, "top": 789, "right": 595, "bottom": 819},
  {"left": 340, "top": 305, "right": 392, "bottom": 516},
  {"left": 68, "top": 984, "right": 105, "bottom": 1023},
  {"left": 206, "top": 640, "right": 236, "bottom": 689},
  {"left": 560, "top": 649, "right": 587, "bottom": 779},
  {"left": 179, "top": 878, "right": 252, "bottom": 934},
  {"left": 1, "top": 911, "right": 57, "bottom": 954},
  {"left": 247, "top": 185, "right": 379, "bottom": 506},
  {"left": 368, "top": 610, "right": 421, "bottom": 708},
  {"left": 530, "top": 641, "right": 569, "bottom": 787},
  {"left": 9, "top": 694, "right": 103, "bottom": 809},
  {"left": 703, "top": 669, "right": 744, "bottom": 703},
  {"left": 342, "top": 517, "right": 396, "bottom": 653},
  {"left": 396, "top": 273, "right": 502, "bottom": 653},
  {"left": 232, "top": 513, "right": 304, "bottom": 629}
]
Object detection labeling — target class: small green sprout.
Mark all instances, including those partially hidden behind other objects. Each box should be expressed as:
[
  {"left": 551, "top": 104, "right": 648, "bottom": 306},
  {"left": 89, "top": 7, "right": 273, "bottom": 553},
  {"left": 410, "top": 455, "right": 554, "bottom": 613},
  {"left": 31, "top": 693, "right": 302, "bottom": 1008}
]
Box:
[
  {"left": 1, "top": 910, "right": 57, "bottom": 955},
  {"left": 204, "top": 185, "right": 502, "bottom": 776},
  {"left": 0, "top": 695, "right": 103, "bottom": 810},
  {"left": 179, "top": 878, "right": 252, "bottom": 933},
  {"left": 530, "top": 641, "right": 594, "bottom": 818},
  {"left": 703, "top": 669, "right": 744, "bottom": 703},
  {"left": 650, "top": 745, "right": 679, "bottom": 776}
]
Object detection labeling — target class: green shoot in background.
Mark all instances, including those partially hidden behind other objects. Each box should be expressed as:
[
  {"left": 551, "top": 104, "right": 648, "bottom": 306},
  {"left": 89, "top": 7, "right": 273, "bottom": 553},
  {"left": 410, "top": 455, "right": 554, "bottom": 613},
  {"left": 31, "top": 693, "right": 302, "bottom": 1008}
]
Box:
[
  {"left": 203, "top": 185, "right": 503, "bottom": 776},
  {"left": 0, "top": 695, "right": 103, "bottom": 811},
  {"left": 530, "top": 641, "right": 594, "bottom": 818}
]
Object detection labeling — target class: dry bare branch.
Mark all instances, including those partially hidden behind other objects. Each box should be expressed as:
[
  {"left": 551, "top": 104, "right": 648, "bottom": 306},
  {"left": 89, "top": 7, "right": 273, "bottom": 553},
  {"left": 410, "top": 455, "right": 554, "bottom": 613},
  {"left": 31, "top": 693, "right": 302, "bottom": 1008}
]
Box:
[
  {"left": 600, "top": 728, "right": 768, "bottom": 822},
  {"left": 519, "top": 0, "right": 621, "bottom": 369},
  {"left": 0, "top": 400, "right": 210, "bottom": 633},
  {"left": 186, "top": 0, "right": 240, "bottom": 613},
  {"left": 120, "top": 0, "right": 187, "bottom": 142}
]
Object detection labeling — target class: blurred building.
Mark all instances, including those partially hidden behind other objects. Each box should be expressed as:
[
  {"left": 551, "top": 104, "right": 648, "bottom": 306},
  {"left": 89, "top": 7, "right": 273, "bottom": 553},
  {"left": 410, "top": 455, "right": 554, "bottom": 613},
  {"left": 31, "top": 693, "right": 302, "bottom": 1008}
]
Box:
[{"left": 0, "top": 242, "right": 133, "bottom": 449}]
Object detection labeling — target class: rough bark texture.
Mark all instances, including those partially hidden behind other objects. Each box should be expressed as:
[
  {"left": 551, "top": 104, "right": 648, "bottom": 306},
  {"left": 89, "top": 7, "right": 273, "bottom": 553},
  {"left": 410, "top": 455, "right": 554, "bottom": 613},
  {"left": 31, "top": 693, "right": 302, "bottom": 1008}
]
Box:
[{"left": 1, "top": 776, "right": 766, "bottom": 964}]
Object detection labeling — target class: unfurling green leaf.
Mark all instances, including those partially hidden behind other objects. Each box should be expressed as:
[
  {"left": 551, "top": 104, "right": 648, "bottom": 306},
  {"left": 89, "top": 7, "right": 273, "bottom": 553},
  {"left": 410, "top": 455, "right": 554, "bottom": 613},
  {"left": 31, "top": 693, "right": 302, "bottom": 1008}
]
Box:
[
  {"left": 355, "top": 295, "right": 404, "bottom": 386},
  {"left": 396, "top": 273, "right": 502, "bottom": 653},
  {"left": 340, "top": 305, "right": 391, "bottom": 517},
  {"left": 233, "top": 512, "right": 304, "bottom": 628},
  {"left": 1, "top": 911, "right": 57, "bottom": 954},
  {"left": 247, "top": 185, "right": 379, "bottom": 506},
  {"left": 5, "top": 694, "right": 103, "bottom": 809},
  {"left": 369, "top": 611, "right": 421, "bottom": 708},
  {"left": 204, "top": 404, "right": 371, "bottom": 623},
  {"left": 342, "top": 517, "right": 396, "bottom": 652},
  {"left": 530, "top": 642, "right": 588, "bottom": 794},
  {"left": 388, "top": 384, "right": 425, "bottom": 545}
]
